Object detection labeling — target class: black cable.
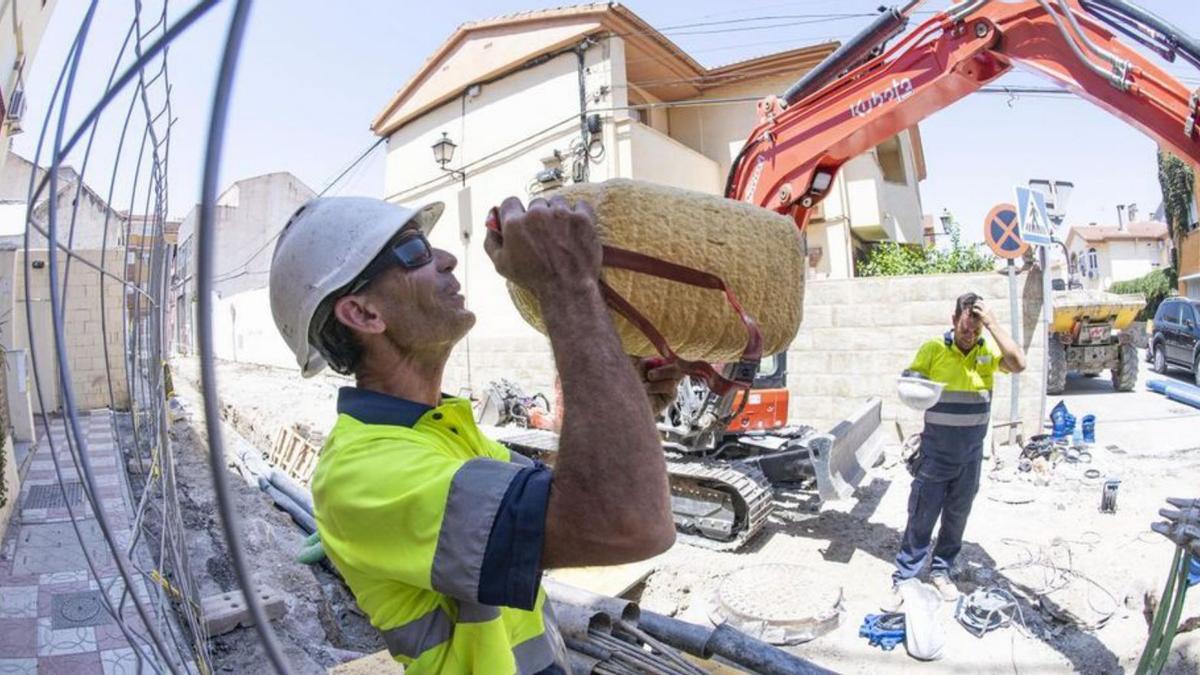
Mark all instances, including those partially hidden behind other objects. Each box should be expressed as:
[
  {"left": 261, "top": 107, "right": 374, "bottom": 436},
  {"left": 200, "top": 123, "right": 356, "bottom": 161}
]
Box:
[
  {"left": 26, "top": 0, "right": 221, "bottom": 210},
  {"left": 317, "top": 136, "right": 385, "bottom": 198},
  {"left": 194, "top": 1, "right": 292, "bottom": 672},
  {"left": 210, "top": 135, "right": 387, "bottom": 284},
  {"left": 19, "top": 10, "right": 165, "bottom": 672},
  {"left": 35, "top": 0, "right": 181, "bottom": 669}
]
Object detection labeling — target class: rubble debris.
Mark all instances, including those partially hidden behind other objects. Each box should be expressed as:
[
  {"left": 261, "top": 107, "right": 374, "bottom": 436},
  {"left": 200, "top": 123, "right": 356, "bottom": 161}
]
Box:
[{"left": 954, "top": 587, "right": 1023, "bottom": 637}]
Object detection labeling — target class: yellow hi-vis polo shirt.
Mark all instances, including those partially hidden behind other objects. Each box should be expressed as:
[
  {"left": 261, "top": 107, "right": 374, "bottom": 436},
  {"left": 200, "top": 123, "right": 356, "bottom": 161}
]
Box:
[
  {"left": 906, "top": 331, "right": 1004, "bottom": 463},
  {"left": 312, "top": 387, "right": 569, "bottom": 674}
]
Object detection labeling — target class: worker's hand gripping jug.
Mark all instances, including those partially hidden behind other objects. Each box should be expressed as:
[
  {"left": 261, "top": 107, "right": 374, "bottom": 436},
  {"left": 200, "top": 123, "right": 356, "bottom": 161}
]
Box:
[{"left": 492, "top": 179, "right": 806, "bottom": 394}]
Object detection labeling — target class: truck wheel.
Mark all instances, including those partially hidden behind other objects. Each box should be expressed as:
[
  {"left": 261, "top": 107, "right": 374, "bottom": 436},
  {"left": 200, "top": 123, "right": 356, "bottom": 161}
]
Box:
[
  {"left": 1047, "top": 339, "right": 1067, "bottom": 395},
  {"left": 1112, "top": 343, "right": 1138, "bottom": 392},
  {"left": 1153, "top": 343, "right": 1168, "bottom": 374}
]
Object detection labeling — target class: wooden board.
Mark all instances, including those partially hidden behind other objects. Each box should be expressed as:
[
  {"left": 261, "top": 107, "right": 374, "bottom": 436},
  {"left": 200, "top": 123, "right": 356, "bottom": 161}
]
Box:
[
  {"left": 547, "top": 553, "right": 663, "bottom": 598},
  {"left": 268, "top": 425, "right": 322, "bottom": 485},
  {"left": 328, "top": 650, "right": 404, "bottom": 674}
]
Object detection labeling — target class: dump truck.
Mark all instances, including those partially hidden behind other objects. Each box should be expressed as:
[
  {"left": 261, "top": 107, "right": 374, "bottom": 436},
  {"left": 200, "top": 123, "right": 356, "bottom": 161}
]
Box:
[{"left": 1048, "top": 290, "right": 1146, "bottom": 394}]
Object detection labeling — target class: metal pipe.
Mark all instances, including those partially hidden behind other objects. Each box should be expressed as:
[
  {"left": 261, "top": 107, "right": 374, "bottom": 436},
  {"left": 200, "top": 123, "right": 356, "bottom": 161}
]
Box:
[
  {"left": 638, "top": 611, "right": 834, "bottom": 675},
  {"left": 1034, "top": 0, "right": 1129, "bottom": 89},
  {"left": 781, "top": 6, "right": 908, "bottom": 105},
  {"left": 948, "top": 0, "right": 989, "bottom": 23},
  {"left": 544, "top": 579, "right": 640, "bottom": 624},
  {"left": 1056, "top": 0, "right": 1123, "bottom": 70},
  {"left": 258, "top": 480, "right": 317, "bottom": 534},
  {"left": 1083, "top": 0, "right": 1200, "bottom": 70},
  {"left": 636, "top": 611, "right": 714, "bottom": 658},
  {"left": 267, "top": 469, "right": 314, "bottom": 514},
  {"left": 706, "top": 624, "right": 835, "bottom": 675}
]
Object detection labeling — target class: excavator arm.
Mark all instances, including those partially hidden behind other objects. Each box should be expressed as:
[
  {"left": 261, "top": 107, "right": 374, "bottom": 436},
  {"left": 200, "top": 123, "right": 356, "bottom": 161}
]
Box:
[{"left": 727, "top": 0, "right": 1200, "bottom": 225}]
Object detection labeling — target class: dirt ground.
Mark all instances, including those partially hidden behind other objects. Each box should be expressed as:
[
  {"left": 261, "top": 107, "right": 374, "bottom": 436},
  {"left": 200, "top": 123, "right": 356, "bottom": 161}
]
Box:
[
  {"left": 166, "top": 363, "right": 383, "bottom": 673},
  {"left": 174, "top": 353, "right": 1200, "bottom": 673}
]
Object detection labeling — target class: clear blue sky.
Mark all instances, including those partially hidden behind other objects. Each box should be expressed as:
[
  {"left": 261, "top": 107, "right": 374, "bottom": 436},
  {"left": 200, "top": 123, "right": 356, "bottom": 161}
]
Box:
[{"left": 16, "top": 1, "right": 1200, "bottom": 244}]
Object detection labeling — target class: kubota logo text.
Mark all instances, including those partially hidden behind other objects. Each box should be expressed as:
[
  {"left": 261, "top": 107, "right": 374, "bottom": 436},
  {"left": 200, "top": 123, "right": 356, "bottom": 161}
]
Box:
[{"left": 849, "top": 77, "right": 915, "bottom": 118}]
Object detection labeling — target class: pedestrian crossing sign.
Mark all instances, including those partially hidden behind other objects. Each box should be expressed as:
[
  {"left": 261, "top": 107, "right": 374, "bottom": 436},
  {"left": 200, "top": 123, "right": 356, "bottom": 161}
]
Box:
[{"left": 1015, "top": 186, "right": 1052, "bottom": 246}]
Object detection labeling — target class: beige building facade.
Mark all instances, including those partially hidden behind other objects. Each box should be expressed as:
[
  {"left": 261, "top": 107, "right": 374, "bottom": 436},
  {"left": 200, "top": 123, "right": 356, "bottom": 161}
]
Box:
[
  {"left": 1063, "top": 221, "right": 1171, "bottom": 290},
  {"left": 173, "top": 172, "right": 315, "bottom": 362},
  {"left": 0, "top": 0, "right": 59, "bottom": 171},
  {"left": 373, "top": 4, "right": 926, "bottom": 397}
]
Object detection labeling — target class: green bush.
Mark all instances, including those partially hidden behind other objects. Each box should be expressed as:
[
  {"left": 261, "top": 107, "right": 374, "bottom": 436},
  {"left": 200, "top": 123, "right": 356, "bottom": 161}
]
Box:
[
  {"left": 857, "top": 221, "right": 995, "bottom": 277},
  {"left": 1110, "top": 269, "right": 1176, "bottom": 321}
]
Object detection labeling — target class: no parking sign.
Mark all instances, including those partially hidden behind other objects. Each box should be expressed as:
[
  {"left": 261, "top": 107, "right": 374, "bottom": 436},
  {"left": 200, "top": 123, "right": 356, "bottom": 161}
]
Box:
[{"left": 983, "top": 203, "right": 1029, "bottom": 259}]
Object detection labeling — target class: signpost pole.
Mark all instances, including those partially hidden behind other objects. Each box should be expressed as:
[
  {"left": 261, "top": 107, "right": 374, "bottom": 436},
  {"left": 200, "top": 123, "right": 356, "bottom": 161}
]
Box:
[
  {"left": 1006, "top": 258, "right": 1022, "bottom": 445},
  {"left": 1039, "top": 246, "right": 1052, "bottom": 434},
  {"left": 983, "top": 201, "right": 1029, "bottom": 444},
  {"left": 1016, "top": 185, "right": 1057, "bottom": 438}
]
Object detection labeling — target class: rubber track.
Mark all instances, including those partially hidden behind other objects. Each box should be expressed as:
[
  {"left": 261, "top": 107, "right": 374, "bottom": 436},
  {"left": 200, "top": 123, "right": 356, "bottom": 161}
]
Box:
[
  {"left": 482, "top": 425, "right": 774, "bottom": 550},
  {"left": 665, "top": 458, "right": 775, "bottom": 551}
]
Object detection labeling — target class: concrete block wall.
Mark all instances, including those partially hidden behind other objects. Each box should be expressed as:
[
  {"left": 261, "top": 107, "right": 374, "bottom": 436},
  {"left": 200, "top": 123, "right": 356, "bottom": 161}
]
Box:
[
  {"left": 11, "top": 250, "right": 130, "bottom": 411},
  {"left": 442, "top": 269, "right": 1046, "bottom": 445},
  {"left": 443, "top": 334, "right": 556, "bottom": 401},
  {"left": 789, "top": 269, "right": 1046, "bottom": 442}
]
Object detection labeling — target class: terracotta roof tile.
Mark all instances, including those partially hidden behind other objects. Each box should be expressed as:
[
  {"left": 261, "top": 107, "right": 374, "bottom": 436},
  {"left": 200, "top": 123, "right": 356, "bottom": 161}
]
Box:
[{"left": 1068, "top": 221, "right": 1169, "bottom": 242}]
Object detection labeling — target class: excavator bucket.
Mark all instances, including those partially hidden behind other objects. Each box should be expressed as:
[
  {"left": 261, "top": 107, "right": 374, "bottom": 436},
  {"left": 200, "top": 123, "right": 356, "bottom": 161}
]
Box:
[{"left": 808, "top": 398, "right": 884, "bottom": 502}]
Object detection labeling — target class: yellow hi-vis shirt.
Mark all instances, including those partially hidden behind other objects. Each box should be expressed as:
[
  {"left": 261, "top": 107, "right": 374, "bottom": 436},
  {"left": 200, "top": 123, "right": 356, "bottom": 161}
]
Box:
[
  {"left": 906, "top": 331, "right": 1003, "bottom": 462},
  {"left": 312, "top": 388, "right": 569, "bottom": 674}
]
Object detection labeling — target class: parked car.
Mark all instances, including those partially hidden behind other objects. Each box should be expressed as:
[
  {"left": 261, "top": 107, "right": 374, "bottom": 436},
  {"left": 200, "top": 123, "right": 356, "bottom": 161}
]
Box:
[{"left": 1149, "top": 297, "right": 1200, "bottom": 385}]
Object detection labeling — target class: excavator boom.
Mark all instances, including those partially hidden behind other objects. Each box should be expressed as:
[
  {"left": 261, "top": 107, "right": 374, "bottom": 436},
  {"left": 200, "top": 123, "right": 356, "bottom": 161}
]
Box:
[{"left": 727, "top": 0, "right": 1200, "bottom": 225}]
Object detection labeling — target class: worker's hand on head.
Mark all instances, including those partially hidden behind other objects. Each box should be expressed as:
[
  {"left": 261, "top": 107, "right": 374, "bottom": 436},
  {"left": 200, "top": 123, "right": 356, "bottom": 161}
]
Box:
[
  {"left": 635, "top": 357, "right": 684, "bottom": 417},
  {"left": 970, "top": 300, "right": 997, "bottom": 329},
  {"left": 484, "top": 195, "right": 602, "bottom": 298}
]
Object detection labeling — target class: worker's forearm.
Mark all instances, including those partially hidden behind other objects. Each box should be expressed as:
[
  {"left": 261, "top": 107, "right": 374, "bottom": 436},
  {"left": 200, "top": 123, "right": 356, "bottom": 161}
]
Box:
[
  {"left": 987, "top": 321, "right": 1027, "bottom": 372},
  {"left": 536, "top": 281, "right": 672, "bottom": 563}
]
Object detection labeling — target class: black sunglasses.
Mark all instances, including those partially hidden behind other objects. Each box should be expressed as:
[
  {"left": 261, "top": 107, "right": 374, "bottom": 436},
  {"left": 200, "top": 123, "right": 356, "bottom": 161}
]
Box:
[
  {"left": 310, "top": 230, "right": 435, "bottom": 348},
  {"left": 345, "top": 230, "right": 434, "bottom": 295}
]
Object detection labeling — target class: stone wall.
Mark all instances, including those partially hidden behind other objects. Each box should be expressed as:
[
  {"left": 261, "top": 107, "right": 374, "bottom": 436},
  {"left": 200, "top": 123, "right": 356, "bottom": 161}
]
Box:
[
  {"left": 788, "top": 269, "right": 1046, "bottom": 442},
  {"left": 7, "top": 249, "right": 130, "bottom": 411}
]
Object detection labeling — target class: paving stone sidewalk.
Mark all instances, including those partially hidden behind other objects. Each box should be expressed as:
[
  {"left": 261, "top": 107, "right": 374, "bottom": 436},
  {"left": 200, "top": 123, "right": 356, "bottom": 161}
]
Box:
[{"left": 0, "top": 412, "right": 175, "bottom": 675}]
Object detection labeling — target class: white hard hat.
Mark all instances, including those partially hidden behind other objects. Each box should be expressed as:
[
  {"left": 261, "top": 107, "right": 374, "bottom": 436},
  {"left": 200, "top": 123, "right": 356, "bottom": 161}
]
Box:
[
  {"left": 269, "top": 196, "right": 443, "bottom": 378},
  {"left": 897, "top": 375, "right": 945, "bottom": 411}
]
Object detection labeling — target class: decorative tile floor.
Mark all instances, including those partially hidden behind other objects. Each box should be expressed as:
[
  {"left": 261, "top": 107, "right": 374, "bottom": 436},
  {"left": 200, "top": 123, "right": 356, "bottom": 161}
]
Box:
[{"left": 0, "top": 413, "right": 181, "bottom": 673}]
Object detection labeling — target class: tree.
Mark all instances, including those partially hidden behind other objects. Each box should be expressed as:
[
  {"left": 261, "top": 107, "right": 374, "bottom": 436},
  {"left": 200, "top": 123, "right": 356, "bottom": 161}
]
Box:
[
  {"left": 857, "top": 218, "right": 996, "bottom": 277},
  {"left": 1110, "top": 269, "right": 1173, "bottom": 321},
  {"left": 1156, "top": 148, "right": 1194, "bottom": 286}
]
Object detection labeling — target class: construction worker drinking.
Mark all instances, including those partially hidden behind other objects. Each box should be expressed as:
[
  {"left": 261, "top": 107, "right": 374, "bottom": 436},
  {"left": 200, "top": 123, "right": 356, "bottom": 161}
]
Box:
[{"left": 268, "top": 195, "right": 680, "bottom": 673}]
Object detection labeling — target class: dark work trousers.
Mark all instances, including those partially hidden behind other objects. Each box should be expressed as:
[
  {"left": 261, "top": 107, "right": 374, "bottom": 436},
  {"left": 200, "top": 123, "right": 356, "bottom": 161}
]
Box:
[{"left": 893, "top": 449, "right": 982, "bottom": 582}]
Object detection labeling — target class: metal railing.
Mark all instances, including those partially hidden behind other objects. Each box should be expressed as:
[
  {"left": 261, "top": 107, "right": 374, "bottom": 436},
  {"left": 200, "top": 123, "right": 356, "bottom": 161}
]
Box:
[{"left": 18, "top": 0, "right": 291, "bottom": 672}]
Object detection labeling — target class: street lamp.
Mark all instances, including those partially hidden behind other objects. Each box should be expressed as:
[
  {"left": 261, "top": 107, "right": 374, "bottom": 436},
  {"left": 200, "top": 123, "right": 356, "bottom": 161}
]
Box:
[
  {"left": 938, "top": 209, "right": 952, "bottom": 234},
  {"left": 432, "top": 132, "right": 465, "bottom": 185}
]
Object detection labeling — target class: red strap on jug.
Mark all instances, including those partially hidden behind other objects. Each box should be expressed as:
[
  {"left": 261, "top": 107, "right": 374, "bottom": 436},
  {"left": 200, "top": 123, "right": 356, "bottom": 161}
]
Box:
[{"left": 485, "top": 206, "right": 763, "bottom": 394}]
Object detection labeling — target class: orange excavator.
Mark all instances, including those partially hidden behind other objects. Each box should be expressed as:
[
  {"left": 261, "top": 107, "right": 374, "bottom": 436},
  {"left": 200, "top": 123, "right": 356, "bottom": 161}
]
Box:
[
  {"left": 666, "top": 0, "right": 1200, "bottom": 545},
  {"left": 497, "top": 0, "right": 1200, "bottom": 549}
]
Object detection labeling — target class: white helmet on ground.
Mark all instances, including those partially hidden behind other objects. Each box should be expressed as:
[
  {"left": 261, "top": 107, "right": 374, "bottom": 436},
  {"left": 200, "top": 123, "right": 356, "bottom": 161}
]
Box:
[
  {"left": 269, "top": 196, "right": 443, "bottom": 378},
  {"left": 896, "top": 373, "right": 945, "bottom": 411}
]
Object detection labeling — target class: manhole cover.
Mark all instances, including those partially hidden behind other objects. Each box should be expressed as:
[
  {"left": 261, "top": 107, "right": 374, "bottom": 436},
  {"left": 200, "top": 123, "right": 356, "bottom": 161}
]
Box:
[
  {"left": 708, "top": 563, "right": 843, "bottom": 644},
  {"left": 26, "top": 482, "right": 84, "bottom": 509},
  {"left": 13, "top": 521, "right": 111, "bottom": 575},
  {"left": 52, "top": 590, "right": 113, "bottom": 629}
]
